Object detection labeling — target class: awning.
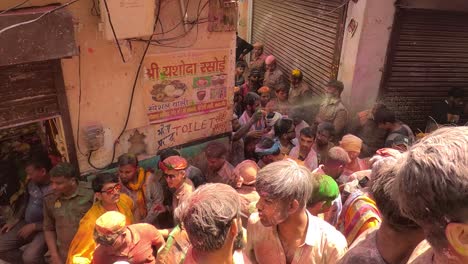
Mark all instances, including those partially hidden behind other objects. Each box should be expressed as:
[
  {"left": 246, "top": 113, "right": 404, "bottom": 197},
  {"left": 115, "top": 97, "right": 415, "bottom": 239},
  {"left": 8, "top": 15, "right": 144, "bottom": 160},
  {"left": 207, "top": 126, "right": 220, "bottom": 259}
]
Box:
[{"left": 0, "top": 5, "right": 77, "bottom": 66}]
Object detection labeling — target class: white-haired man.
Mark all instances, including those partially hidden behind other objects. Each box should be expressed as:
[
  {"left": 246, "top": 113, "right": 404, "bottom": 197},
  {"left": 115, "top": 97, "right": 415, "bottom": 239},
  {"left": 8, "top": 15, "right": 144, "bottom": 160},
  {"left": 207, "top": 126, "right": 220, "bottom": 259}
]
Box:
[
  {"left": 246, "top": 159, "right": 347, "bottom": 263},
  {"left": 394, "top": 127, "right": 468, "bottom": 264},
  {"left": 182, "top": 183, "right": 246, "bottom": 264}
]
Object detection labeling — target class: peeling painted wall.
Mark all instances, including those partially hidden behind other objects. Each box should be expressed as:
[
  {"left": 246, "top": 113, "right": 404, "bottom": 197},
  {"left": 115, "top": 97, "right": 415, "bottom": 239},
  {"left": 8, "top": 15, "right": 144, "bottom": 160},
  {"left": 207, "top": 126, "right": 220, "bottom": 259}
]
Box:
[{"left": 0, "top": 0, "right": 236, "bottom": 172}]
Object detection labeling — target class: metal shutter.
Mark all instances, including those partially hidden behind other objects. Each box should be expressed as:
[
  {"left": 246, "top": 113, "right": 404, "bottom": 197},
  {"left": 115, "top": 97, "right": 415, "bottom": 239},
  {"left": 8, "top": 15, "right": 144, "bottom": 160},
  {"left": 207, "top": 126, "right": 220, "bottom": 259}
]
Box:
[
  {"left": 381, "top": 9, "right": 468, "bottom": 131},
  {"left": 0, "top": 60, "right": 60, "bottom": 129},
  {"left": 252, "top": 0, "right": 346, "bottom": 94}
]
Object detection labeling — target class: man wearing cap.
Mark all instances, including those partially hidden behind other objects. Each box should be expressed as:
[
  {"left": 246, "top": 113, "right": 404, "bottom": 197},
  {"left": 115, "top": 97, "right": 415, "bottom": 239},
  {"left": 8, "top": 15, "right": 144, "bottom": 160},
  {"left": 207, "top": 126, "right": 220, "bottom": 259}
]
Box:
[
  {"left": 92, "top": 211, "right": 165, "bottom": 264},
  {"left": 255, "top": 137, "right": 303, "bottom": 169},
  {"left": 156, "top": 156, "right": 194, "bottom": 215},
  {"left": 339, "top": 134, "right": 369, "bottom": 183},
  {"left": 316, "top": 80, "right": 348, "bottom": 137},
  {"left": 264, "top": 56, "right": 287, "bottom": 96},
  {"left": 257, "top": 86, "right": 271, "bottom": 108},
  {"left": 43, "top": 163, "right": 94, "bottom": 264},
  {"left": 250, "top": 42, "right": 267, "bottom": 71}
]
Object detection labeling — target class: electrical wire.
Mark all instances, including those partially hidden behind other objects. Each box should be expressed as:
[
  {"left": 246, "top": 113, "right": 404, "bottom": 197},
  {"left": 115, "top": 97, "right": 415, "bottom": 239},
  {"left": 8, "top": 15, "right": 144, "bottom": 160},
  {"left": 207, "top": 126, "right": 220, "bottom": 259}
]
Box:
[
  {"left": 102, "top": 0, "right": 126, "bottom": 63},
  {"left": 0, "top": 0, "right": 80, "bottom": 35},
  {"left": 319, "top": 0, "right": 351, "bottom": 17},
  {"left": 0, "top": 0, "right": 30, "bottom": 15},
  {"left": 147, "top": 0, "right": 208, "bottom": 48},
  {"left": 87, "top": 0, "right": 162, "bottom": 170},
  {"left": 131, "top": 0, "right": 209, "bottom": 48}
]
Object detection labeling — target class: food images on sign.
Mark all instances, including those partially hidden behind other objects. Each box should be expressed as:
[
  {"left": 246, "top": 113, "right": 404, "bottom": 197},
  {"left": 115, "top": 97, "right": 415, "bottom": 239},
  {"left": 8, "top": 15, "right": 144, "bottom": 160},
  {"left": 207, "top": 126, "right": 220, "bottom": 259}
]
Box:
[{"left": 150, "top": 80, "right": 187, "bottom": 102}]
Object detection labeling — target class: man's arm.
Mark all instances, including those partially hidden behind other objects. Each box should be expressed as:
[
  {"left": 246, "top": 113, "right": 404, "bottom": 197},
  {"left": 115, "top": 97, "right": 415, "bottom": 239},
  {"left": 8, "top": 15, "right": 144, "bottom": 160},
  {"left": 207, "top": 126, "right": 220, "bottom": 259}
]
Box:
[
  {"left": 232, "top": 111, "right": 263, "bottom": 141},
  {"left": 43, "top": 201, "right": 61, "bottom": 264},
  {"left": 334, "top": 110, "right": 348, "bottom": 136},
  {"left": 144, "top": 173, "right": 165, "bottom": 223},
  {"left": 146, "top": 224, "right": 165, "bottom": 251}
]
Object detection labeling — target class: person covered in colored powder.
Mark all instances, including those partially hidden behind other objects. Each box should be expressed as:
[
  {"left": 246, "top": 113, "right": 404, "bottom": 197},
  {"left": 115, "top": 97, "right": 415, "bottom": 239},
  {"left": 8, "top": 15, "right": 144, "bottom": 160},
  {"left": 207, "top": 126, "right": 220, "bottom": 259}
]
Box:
[
  {"left": 117, "top": 153, "right": 164, "bottom": 224},
  {"left": 67, "top": 173, "right": 135, "bottom": 264},
  {"left": 92, "top": 211, "right": 165, "bottom": 264}
]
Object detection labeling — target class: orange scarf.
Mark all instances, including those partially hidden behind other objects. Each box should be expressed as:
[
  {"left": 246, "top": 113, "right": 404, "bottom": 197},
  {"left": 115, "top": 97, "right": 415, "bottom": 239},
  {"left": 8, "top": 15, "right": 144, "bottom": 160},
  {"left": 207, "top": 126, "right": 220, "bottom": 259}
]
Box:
[{"left": 126, "top": 167, "right": 148, "bottom": 218}]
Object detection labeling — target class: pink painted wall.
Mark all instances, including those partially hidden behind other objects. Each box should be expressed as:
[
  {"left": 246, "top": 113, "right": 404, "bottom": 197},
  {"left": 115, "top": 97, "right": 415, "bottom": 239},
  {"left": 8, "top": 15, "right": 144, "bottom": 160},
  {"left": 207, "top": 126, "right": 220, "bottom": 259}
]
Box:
[
  {"left": 338, "top": 0, "right": 468, "bottom": 115},
  {"left": 338, "top": 0, "right": 396, "bottom": 114}
]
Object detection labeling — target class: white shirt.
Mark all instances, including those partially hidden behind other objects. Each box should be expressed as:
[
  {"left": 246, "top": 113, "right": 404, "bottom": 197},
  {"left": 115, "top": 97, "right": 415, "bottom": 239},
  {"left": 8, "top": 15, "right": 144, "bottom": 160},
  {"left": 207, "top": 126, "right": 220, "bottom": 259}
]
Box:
[{"left": 246, "top": 211, "right": 348, "bottom": 264}]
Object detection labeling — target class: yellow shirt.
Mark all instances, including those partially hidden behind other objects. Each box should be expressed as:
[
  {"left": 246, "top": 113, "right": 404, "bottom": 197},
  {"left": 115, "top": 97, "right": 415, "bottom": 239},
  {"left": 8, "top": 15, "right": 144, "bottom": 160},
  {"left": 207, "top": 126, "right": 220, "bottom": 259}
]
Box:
[{"left": 66, "top": 193, "right": 135, "bottom": 264}]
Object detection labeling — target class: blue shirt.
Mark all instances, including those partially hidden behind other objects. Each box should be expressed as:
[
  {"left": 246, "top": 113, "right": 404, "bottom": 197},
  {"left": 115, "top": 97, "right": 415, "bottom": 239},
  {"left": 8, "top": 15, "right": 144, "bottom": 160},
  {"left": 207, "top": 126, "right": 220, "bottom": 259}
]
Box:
[{"left": 24, "top": 182, "right": 52, "bottom": 223}]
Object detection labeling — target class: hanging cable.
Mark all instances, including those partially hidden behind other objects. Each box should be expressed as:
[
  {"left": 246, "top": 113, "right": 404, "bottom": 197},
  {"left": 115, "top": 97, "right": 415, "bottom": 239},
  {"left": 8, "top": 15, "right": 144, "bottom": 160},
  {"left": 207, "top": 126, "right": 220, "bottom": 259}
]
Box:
[
  {"left": 102, "top": 0, "right": 126, "bottom": 63},
  {"left": 0, "top": 0, "right": 80, "bottom": 35},
  {"left": 0, "top": 0, "right": 30, "bottom": 15},
  {"left": 87, "top": 0, "right": 162, "bottom": 170}
]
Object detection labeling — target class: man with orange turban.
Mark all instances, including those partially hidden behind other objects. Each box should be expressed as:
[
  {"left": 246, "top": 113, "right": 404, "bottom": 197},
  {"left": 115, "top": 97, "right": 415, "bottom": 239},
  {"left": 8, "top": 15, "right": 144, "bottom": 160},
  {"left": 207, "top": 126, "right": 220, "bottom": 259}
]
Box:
[
  {"left": 92, "top": 211, "right": 165, "bottom": 264},
  {"left": 339, "top": 134, "right": 369, "bottom": 184}
]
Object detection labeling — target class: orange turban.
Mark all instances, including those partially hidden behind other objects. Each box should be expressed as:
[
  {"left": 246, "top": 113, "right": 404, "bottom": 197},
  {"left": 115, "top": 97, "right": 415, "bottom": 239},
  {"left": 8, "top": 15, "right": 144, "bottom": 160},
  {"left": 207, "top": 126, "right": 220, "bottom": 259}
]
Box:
[
  {"left": 340, "top": 134, "right": 363, "bottom": 153},
  {"left": 257, "top": 86, "right": 270, "bottom": 94},
  {"left": 160, "top": 156, "right": 188, "bottom": 173},
  {"left": 95, "top": 211, "right": 126, "bottom": 236}
]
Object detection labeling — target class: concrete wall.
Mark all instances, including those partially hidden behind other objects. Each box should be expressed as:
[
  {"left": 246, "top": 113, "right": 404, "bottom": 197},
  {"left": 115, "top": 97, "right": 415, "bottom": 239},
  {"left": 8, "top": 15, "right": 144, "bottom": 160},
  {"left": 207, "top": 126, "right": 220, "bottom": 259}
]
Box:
[
  {"left": 0, "top": 0, "right": 236, "bottom": 172},
  {"left": 338, "top": 0, "right": 468, "bottom": 115},
  {"left": 338, "top": 0, "right": 396, "bottom": 114}
]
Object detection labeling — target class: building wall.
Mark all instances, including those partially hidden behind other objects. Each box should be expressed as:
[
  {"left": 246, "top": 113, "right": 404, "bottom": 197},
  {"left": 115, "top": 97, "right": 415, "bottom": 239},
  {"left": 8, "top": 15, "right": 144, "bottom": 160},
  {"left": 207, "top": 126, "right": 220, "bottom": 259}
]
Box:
[
  {"left": 0, "top": 0, "right": 236, "bottom": 172},
  {"left": 338, "top": 0, "right": 468, "bottom": 115},
  {"left": 338, "top": 0, "right": 396, "bottom": 114}
]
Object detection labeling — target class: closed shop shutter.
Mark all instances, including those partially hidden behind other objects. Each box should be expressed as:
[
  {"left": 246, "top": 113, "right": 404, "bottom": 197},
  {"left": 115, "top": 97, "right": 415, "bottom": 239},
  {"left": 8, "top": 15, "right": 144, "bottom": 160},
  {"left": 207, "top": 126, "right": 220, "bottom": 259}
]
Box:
[
  {"left": 251, "top": 0, "right": 346, "bottom": 94},
  {"left": 381, "top": 9, "right": 468, "bottom": 131},
  {"left": 0, "top": 60, "right": 60, "bottom": 128}
]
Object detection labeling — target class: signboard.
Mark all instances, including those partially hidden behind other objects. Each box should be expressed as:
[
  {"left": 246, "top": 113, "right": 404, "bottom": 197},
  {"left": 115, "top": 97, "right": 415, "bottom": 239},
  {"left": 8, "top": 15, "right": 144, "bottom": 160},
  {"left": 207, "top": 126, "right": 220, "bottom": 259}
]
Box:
[
  {"left": 143, "top": 49, "right": 231, "bottom": 124},
  {"left": 126, "top": 49, "right": 235, "bottom": 154}
]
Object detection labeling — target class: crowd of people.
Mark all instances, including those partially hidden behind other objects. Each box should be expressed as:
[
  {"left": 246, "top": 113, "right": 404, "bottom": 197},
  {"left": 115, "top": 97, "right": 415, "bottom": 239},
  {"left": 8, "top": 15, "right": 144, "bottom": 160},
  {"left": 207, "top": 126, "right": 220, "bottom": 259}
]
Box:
[{"left": 0, "top": 41, "right": 466, "bottom": 264}]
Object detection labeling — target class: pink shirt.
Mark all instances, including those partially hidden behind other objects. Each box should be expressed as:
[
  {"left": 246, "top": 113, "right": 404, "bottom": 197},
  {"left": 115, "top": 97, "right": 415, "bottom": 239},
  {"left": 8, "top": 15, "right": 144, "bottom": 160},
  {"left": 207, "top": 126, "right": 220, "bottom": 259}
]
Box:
[
  {"left": 289, "top": 146, "right": 318, "bottom": 171},
  {"left": 239, "top": 111, "right": 265, "bottom": 132},
  {"left": 246, "top": 211, "right": 347, "bottom": 264},
  {"left": 92, "top": 224, "right": 164, "bottom": 264}
]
